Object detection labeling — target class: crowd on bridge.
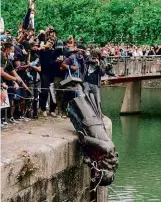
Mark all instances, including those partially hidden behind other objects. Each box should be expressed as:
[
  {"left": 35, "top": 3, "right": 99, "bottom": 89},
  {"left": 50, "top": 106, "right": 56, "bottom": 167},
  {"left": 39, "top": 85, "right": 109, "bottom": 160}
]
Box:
[
  {"left": 1, "top": 0, "right": 161, "bottom": 129},
  {"left": 101, "top": 44, "right": 161, "bottom": 57}
]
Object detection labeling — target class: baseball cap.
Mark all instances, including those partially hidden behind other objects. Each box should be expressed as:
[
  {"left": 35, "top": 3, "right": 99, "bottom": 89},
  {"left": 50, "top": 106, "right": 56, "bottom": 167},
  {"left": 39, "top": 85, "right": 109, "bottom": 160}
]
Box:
[{"left": 55, "top": 39, "right": 64, "bottom": 49}]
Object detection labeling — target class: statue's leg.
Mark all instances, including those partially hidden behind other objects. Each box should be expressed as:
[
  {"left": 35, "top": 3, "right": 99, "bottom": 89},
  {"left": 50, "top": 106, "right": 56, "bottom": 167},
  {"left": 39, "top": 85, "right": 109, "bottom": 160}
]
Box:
[
  {"left": 83, "top": 82, "right": 102, "bottom": 117},
  {"left": 89, "top": 84, "right": 102, "bottom": 116}
]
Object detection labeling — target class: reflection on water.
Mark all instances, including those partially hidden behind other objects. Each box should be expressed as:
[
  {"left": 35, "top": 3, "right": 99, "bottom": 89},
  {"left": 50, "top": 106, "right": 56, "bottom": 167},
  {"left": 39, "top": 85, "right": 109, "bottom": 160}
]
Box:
[{"left": 101, "top": 87, "right": 161, "bottom": 202}]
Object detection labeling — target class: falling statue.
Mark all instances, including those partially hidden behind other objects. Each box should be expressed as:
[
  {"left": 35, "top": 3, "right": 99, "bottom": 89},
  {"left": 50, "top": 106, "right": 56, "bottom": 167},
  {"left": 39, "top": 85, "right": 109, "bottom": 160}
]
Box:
[{"left": 55, "top": 72, "right": 119, "bottom": 187}]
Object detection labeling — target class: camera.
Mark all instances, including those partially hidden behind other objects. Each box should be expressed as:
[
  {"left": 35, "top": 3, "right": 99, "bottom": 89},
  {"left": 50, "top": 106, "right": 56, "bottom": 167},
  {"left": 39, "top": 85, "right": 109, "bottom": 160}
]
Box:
[{"left": 88, "top": 57, "right": 99, "bottom": 65}]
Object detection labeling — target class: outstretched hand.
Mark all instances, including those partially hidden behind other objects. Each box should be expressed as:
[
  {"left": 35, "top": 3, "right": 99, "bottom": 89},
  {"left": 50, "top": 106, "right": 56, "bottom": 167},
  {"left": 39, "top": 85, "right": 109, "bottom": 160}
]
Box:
[
  {"left": 2, "top": 83, "right": 8, "bottom": 90},
  {"left": 30, "top": 0, "right": 35, "bottom": 9},
  {"left": 13, "top": 82, "right": 19, "bottom": 90}
]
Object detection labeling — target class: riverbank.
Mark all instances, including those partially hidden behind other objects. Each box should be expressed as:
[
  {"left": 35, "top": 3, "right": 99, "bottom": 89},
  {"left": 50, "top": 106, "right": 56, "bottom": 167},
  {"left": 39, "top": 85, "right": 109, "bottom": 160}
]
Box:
[{"left": 1, "top": 116, "right": 111, "bottom": 202}]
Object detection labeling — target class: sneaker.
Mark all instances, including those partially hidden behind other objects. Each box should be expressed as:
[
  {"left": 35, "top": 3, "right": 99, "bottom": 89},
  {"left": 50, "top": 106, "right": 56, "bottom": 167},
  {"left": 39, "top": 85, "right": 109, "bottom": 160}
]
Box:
[
  {"left": 1, "top": 123, "right": 8, "bottom": 129},
  {"left": 1, "top": 118, "right": 7, "bottom": 124},
  {"left": 3, "top": 121, "right": 8, "bottom": 126},
  {"left": 61, "top": 115, "right": 67, "bottom": 118},
  {"left": 61, "top": 113, "right": 67, "bottom": 118},
  {"left": 43, "top": 111, "right": 47, "bottom": 117},
  {"left": 12, "top": 118, "right": 19, "bottom": 124},
  {"left": 18, "top": 116, "right": 25, "bottom": 121},
  {"left": 57, "top": 113, "right": 67, "bottom": 119},
  {"left": 19, "top": 116, "right": 31, "bottom": 122},
  {"left": 33, "top": 115, "right": 38, "bottom": 119},
  {"left": 57, "top": 114, "right": 62, "bottom": 119},
  {"left": 50, "top": 112, "right": 57, "bottom": 117},
  {"left": 24, "top": 117, "right": 31, "bottom": 122},
  {"left": 9, "top": 117, "right": 19, "bottom": 124}
]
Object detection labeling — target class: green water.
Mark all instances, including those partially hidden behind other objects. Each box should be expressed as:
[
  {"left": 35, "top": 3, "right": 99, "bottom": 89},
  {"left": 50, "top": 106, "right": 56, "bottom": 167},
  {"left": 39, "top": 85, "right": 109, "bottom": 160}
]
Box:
[{"left": 101, "top": 87, "right": 161, "bottom": 202}]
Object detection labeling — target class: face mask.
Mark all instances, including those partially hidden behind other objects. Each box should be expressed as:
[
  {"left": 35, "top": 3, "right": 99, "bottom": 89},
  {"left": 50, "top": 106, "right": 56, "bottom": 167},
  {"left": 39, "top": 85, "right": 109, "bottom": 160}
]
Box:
[
  {"left": 78, "top": 56, "right": 83, "bottom": 60},
  {"left": 8, "top": 52, "right": 14, "bottom": 60},
  {"left": 76, "top": 54, "right": 83, "bottom": 60},
  {"left": 30, "top": 14, "right": 34, "bottom": 19},
  {"left": 86, "top": 51, "right": 90, "bottom": 56}
]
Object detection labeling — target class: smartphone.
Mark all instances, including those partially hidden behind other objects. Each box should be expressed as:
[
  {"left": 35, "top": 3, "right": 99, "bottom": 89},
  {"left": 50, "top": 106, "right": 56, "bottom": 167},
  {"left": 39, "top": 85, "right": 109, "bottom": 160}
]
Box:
[
  {"left": 40, "top": 41, "right": 45, "bottom": 47},
  {"left": 59, "top": 55, "right": 64, "bottom": 60}
]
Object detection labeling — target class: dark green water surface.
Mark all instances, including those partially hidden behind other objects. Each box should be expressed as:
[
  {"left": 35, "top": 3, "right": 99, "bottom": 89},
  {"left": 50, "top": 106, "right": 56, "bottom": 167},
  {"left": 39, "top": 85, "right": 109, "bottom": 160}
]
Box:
[{"left": 101, "top": 87, "right": 161, "bottom": 202}]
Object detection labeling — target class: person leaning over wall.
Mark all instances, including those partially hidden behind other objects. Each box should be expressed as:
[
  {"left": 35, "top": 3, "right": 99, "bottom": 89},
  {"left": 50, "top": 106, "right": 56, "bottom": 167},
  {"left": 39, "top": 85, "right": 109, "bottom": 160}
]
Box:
[{"left": 1, "top": 42, "right": 30, "bottom": 123}]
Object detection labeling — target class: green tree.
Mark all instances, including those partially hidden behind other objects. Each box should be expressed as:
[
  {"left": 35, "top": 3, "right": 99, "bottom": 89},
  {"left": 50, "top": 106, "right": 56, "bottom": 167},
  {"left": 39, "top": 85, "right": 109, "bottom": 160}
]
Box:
[{"left": 1, "top": 0, "right": 161, "bottom": 44}]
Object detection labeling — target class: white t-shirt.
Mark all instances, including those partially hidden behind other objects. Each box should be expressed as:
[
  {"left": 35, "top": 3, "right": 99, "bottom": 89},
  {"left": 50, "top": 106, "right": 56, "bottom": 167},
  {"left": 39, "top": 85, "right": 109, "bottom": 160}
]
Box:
[{"left": 133, "top": 50, "right": 143, "bottom": 57}]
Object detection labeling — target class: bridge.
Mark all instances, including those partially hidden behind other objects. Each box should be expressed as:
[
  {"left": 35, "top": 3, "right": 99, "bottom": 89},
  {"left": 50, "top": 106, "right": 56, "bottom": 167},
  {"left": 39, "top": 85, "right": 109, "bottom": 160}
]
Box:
[{"left": 102, "top": 56, "right": 161, "bottom": 115}]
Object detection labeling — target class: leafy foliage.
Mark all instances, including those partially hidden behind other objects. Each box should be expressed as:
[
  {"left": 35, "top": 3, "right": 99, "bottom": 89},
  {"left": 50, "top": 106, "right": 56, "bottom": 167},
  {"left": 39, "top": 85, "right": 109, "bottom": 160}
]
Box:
[{"left": 1, "top": 0, "right": 161, "bottom": 45}]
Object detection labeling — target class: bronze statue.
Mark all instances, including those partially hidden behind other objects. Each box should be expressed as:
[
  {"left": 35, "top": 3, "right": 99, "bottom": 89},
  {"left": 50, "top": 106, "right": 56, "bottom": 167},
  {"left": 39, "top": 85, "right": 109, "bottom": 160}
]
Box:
[{"left": 59, "top": 76, "right": 119, "bottom": 187}]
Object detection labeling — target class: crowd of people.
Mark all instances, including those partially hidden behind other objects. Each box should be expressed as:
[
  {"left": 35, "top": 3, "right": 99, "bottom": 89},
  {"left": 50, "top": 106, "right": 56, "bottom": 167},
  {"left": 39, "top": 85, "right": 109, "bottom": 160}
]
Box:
[
  {"left": 1, "top": 1, "right": 161, "bottom": 129},
  {"left": 100, "top": 44, "right": 161, "bottom": 57},
  {"left": 0, "top": 1, "right": 114, "bottom": 129}
]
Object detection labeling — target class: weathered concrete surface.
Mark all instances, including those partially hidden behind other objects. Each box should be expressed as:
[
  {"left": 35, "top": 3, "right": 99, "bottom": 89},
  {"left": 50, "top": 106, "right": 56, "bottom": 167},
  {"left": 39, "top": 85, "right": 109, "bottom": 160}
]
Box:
[
  {"left": 142, "top": 79, "right": 161, "bottom": 88},
  {"left": 121, "top": 81, "right": 142, "bottom": 114},
  {"left": 1, "top": 116, "right": 112, "bottom": 202}
]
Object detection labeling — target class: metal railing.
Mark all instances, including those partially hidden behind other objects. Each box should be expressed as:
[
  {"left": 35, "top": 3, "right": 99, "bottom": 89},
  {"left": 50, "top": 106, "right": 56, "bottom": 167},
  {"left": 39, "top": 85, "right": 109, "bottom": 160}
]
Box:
[{"left": 106, "top": 56, "right": 161, "bottom": 76}]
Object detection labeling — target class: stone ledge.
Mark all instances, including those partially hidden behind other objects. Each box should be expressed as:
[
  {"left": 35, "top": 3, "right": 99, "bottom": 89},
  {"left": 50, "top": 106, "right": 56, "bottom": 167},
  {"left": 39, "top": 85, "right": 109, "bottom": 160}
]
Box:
[
  {"left": 1, "top": 118, "right": 82, "bottom": 201},
  {"left": 2, "top": 165, "right": 90, "bottom": 202},
  {"left": 1, "top": 116, "right": 112, "bottom": 202}
]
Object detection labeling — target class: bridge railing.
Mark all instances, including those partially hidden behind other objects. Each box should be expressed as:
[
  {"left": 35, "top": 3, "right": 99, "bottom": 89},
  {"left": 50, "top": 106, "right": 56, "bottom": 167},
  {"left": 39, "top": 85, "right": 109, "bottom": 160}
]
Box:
[{"left": 106, "top": 56, "right": 161, "bottom": 76}]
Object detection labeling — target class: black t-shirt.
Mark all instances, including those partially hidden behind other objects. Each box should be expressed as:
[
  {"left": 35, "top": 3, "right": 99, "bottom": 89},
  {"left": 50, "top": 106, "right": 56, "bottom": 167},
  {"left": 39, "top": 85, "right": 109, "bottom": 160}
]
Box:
[
  {"left": 143, "top": 50, "right": 146, "bottom": 56},
  {"left": 39, "top": 49, "right": 65, "bottom": 78},
  {"left": 39, "top": 49, "right": 54, "bottom": 76},
  {"left": 1, "top": 54, "right": 14, "bottom": 72},
  {"left": 63, "top": 48, "right": 71, "bottom": 58},
  {"left": 38, "top": 33, "right": 45, "bottom": 43},
  {"left": 84, "top": 63, "right": 100, "bottom": 86},
  {"left": 127, "top": 51, "right": 133, "bottom": 57},
  {"left": 53, "top": 49, "right": 66, "bottom": 78},
  {"left": 17, "top": 51, "right": 40, "bottom": 84},
  {"left": 156, "top": 48, "right": 161, "bottom": 55},
  {"left": 13, "top": 51, "right": 27, "bottom": 82},
  {"left": 148, "top": 50, "right": 155, "bottom": 55},
  {"left": 14, "top": 44, "right": 26, "bottom": 62},
  {"left": 1, "top": 54, "right": 15, "bottom": 85},
  {"left": 22, "top": 40, "right": 31, "bottom": 51}
]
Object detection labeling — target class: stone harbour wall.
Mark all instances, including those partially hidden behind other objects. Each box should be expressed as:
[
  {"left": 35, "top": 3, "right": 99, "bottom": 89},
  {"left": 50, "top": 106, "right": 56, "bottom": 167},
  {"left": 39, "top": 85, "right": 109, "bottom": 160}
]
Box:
[
  {"left": 106, "top": 79, "right": 161, "bottom": 88},
  {"left": 1, "top": 117, "right": 110, "bottom": 202},
  {"left": 142, "top": 79, "right": 161, "bottom": 88},
  {"left": 4, "top": 164, "right": 90, "bottom": 202}
]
